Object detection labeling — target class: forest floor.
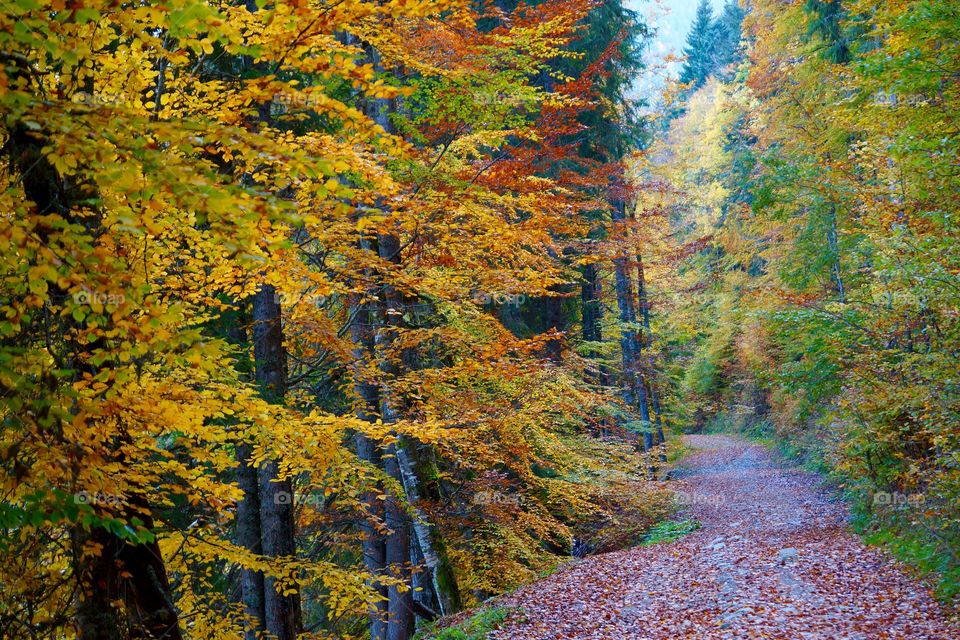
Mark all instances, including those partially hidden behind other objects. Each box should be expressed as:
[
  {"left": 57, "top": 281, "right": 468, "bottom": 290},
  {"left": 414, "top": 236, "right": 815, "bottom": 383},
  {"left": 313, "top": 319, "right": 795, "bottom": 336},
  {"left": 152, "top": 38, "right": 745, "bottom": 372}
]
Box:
[{"left": 486, "top": 434, "right": 958, "bottom": 639}]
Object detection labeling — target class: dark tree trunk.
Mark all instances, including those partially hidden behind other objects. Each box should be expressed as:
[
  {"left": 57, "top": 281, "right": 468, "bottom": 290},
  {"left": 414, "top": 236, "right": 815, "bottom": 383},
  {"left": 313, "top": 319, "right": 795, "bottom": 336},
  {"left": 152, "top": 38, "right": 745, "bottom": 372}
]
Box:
[
  {"left": 350, "top": 288, "right": 389, "bottom": 640},
  {"left": 236, "top": 443, "right": 266, "bottom": 640},
  {"left": 5, "top": 119, "right": 182, "bottom": 640},
  {"left": 636, "top": 253, "right": 667, "bottom": 457},
  {"left": 251, "top": 285, "right": 302, "bottom": 640},
  {"left": 220, "top": 304, "right": 267, "bottom": 640},
  {"left": 541, "top": 292, "right": 568, "bottom": 362},
  {"left": 581, "top": 262, "right": 603, "bottom": 344},
  {"left": 74, "top": 510, "right": 182, "bottom": 640},
  {"left": 610, "top": 201, "right": 652, "bottom": 453},
  {"left": 384, "top": 446, "right": 415, "bottom": 640},
  {"left": 580, "top": 262, "right": 611, "bottom": 386},
  {"left": 377, "top": 233, "right": 416, "bottom": 640}
]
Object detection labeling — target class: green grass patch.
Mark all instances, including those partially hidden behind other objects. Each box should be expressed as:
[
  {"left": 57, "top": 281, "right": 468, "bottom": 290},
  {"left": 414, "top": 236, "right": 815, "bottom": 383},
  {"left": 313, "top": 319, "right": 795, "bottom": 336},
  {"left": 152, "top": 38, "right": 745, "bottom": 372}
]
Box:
[
  {"left": 665, "top": 438, "right": 694, "bottom": 464},
  {"left": 415, "top": 606, "right": 514, "bottom": 640},
  {"left": 852, "top": 510, "right": 960, "bottom": 605},
  {"left": 640, "top": 519, "right": 701, "bottom": 546}
]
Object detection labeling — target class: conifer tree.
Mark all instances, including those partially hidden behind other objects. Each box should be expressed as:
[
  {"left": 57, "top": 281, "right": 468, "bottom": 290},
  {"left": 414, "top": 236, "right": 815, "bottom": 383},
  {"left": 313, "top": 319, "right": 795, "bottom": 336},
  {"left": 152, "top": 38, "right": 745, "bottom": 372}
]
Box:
[{"left": 679, "top": 0, "right": 717, "bottom": 89}]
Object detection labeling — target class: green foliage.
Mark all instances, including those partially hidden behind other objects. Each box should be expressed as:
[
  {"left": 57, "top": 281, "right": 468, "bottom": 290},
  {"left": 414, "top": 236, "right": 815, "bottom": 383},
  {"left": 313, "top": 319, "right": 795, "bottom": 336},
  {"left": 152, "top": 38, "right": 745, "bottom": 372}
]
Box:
[
  {"left": 648, "top": 0, "right": 960, "bottom": 605},
  {"left": 804, "top": 0, "right": 854, "bottom": 64},
  {"left": 640, "top": 519, "right": 701, "bottom": 546},
  {"left": 853, "top": 508, "right": 960, "bottom": 603},
  {"left": 416, "top": 607, "right": 514, "bottom": 640},
  {"left": 679, "top": 0, "right": 744, "bottom": 90}
]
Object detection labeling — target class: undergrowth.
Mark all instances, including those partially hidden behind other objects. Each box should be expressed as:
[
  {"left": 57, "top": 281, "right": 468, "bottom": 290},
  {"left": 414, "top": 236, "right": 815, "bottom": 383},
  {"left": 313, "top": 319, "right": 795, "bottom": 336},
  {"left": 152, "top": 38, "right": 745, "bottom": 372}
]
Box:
[
  {"left": 415, "top": 607, "right": 514, "bottom": 640},
  {"left": 640, "top": 519, "right": 701, "bottom": 546}
]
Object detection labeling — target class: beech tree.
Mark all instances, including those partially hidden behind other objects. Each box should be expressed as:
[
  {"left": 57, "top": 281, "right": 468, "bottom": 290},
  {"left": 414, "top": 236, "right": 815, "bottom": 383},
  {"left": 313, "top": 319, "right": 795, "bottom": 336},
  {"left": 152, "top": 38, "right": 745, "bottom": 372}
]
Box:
[{"left": 1, "top": 0, "right": 670, "bottom": 638}]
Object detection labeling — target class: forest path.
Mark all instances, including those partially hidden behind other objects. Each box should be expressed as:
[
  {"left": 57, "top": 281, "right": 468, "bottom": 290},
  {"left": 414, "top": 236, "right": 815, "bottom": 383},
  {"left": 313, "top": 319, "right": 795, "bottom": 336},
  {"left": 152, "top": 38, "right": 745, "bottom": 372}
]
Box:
[{"left": 488, "top": 434, "right": 957, "bottom": 639}]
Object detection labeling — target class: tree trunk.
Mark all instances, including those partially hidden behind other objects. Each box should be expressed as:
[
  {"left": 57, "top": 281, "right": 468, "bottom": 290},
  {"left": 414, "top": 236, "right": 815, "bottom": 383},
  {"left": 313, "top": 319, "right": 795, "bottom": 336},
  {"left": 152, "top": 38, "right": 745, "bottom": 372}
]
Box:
[
  {"left": 5, "top": 120, "right": 183, "bottom": 640},
  {"left": 610, "top": 200, "right": 651, "bottom": 454},
  {"left": 376, "top": 233, "right": 417, "bottom": 640},
  {"left": 350, "top": 288, "right": 389, "bottom": 640},
  {"left": 251, "top": 285, "right": 302, "bottom": 640},
  {"left": 220, "top": 304, "right": 267, "bottom": 640},
  {"left": 73, "top": 504, "right": 182, "bottom": 640},
  {"left": 580, "top": 262, "right": 611, "bottom": 386},
  {"left": 636, "top": 253, "right": 667, "bottom": 458},
  {"left": 383, "top": 446, "right": 415, "bottom": 640},
  {"left": 236, "top": 444, "right": 266, "bottom": 640},
  {"left": 395, "top": 445, "right": 459, "bottom": 616},
  {"left": 827, "top": 203, "right": 845, "bottom": 303}
]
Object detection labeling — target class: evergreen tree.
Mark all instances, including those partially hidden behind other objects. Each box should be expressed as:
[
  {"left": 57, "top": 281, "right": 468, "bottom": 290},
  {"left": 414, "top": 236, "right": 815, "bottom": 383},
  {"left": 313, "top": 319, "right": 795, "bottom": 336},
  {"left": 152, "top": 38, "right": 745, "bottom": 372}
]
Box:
[
  {"left": 712, "top": 1, "right": 746, "bottom": 75},
  {"left": 805, "top": 0, "right": 853, "bottom": 63},
  {"left": 679, "top": 0, "right": 717, "bottom": 89},
  {"left": 680, "top": 0, "right": 745, "bottom": 90}
]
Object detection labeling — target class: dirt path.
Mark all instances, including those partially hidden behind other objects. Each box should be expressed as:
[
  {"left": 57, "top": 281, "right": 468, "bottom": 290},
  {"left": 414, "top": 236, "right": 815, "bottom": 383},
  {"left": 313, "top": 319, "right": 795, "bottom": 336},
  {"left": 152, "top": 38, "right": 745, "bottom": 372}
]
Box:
[{"left": 488, "top": 434, "right": 957, "bottom": 639}]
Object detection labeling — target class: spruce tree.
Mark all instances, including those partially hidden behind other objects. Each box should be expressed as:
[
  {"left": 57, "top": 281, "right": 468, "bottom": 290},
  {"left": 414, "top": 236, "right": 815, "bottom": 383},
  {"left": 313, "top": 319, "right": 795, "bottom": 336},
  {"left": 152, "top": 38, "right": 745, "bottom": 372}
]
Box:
[
  {"left": 712, "top": 1, "right": 746, "bottom": 74},
  {"left": 679, "top": 0, "right": 716, "bottom": 89},
  {"left": 805, "top": 0, "right": 853, "bottom": 63}
]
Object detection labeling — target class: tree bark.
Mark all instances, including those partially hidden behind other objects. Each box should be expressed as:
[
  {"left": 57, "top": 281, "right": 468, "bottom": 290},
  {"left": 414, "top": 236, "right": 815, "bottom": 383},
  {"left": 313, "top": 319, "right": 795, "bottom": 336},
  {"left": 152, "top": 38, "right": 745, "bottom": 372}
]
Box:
[
  {"left": 350, "top": 288, "right": 389, "bottom": 640},
  {"left": 5, "top": 118, "right": 183, "bottom": 640},
  {"left": 74, "top": 505, "right": 182, "bottom": 640},
  {"left": 580, "top": 261, "right": 611, "bottom": 386},
  {"left": 251, "top": 285, "right": 302, "bottom": 640},
  {"left": 383, "top": 446, "right": 415, "bottom": 640},
  {"left": 376, "top": 233, "right": 416, "bottom": 640},
  {"left": 220, "top": 304, "right": 267, "bottom": 640},
  {"left": 236, "top": 443, "right": 266, "bottom": 640},
  {"left": 636, "top": 253, "right": 667, "bottom": 458},
  {"left": 395, "top": 446, "right": 459, "bottom": 616},
  {"left": 610, "top": 200, "right": 653, "bottom": 454}
]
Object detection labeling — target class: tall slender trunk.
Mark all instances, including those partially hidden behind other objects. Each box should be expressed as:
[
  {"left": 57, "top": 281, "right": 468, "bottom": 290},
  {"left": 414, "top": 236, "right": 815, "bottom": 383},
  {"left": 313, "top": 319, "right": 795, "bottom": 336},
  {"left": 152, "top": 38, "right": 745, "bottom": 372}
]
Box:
[
  {"left": 636, "top": 253, "right": 666, "bottom": 458},
  {"left": 235, "top": 443, "right": 266, "bottom": 640},
  {"left": 350, "top": 261, "right": 389, "bottom": 639},
  {"left": 581, "top": 262, "right": 603, "bottom": 345},
  {"left": 220, "top": 305, "right": 267, "bottom": 640},
  {"left": 251, "top": 285, "right": 302, "bottom": 640},
  {"left": 383, "top": 446, "right": 415, "bottom": 640},
  {"left": 827, "top": 203, "right": 845, "bottom": 303},
  {"left": 376, "top": 233, "right": 416, "bottom": 640},
  {"left": 353, "top": 430, "right": 388, "bottom": 639},
  {"left": 541, "top": 290, "right": 568, "bottom": 362},
  {"left": 610, "top": 200, "right": 653, "bottom": 454},
  {"left": 580, "top": 262, "right": 610, "bottom": 386},
  {"left": 394, "top": 446, "right": 458, "bottom": 617}
]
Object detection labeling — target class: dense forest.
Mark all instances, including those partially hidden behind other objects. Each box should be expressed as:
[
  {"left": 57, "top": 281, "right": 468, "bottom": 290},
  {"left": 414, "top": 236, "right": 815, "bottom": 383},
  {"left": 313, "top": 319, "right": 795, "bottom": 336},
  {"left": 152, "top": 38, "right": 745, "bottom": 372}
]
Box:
[
  {"left": 0, "top": 0, "right": 957, "bottom": 639},
  {"left": 644, "top": 0, "right": 960, "bottom": 601}
]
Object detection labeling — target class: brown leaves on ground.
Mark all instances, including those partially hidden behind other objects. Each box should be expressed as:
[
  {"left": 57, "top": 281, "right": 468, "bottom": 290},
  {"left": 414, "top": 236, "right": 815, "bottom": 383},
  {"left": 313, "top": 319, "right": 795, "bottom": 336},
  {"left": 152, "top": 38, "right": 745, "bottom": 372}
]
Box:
[{"left": 487, "top": 435, "right": 957, "bottom": 639}]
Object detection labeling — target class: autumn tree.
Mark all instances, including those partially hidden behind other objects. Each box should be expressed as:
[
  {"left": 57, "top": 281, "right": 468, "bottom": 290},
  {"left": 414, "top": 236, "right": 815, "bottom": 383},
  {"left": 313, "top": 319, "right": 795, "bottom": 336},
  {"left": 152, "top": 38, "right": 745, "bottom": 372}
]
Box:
[{"left": 648, "top": 0, "right": 960, "bottom": 598}]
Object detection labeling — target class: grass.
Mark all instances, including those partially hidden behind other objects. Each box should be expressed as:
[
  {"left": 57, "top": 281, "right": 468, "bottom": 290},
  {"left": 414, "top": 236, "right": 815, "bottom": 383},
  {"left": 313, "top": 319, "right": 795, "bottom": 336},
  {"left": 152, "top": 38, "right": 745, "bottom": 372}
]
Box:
[
  {"left": 665, "top": 438, "right": 694, "bottom": 464},
  {"left": 852, "top": 508, "right": 960, "bottom": 606},
  {"left": 639, "top": 518, "right": 701, "bottom": 546},
  {"left": 415, "top": 607, "right": 514, "bottom": 640}
]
